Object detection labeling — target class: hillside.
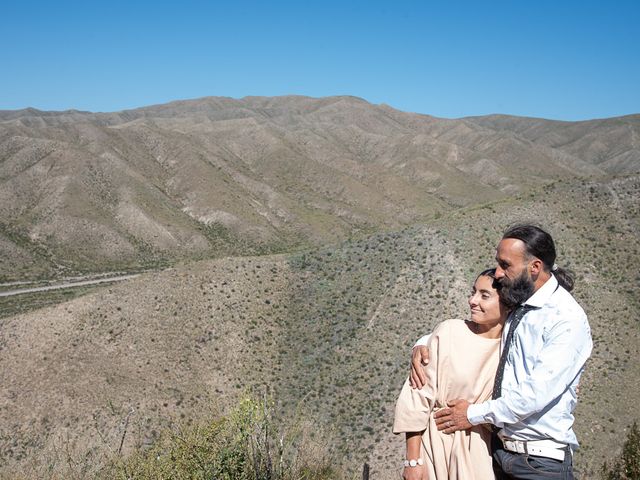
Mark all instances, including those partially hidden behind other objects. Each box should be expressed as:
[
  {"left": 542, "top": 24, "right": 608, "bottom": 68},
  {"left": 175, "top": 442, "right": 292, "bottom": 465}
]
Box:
[
  {"left": 1, "top": 174, "right": 638, "bottom": 478},
  {"left": 2, "top": 96, "right": 639, "bottom": 281}
]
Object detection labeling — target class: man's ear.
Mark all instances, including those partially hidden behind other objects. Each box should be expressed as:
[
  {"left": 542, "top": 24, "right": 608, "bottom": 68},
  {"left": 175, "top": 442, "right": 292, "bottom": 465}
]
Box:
[{"left": 529, "top": 258, "right": 544, "bottom": 276}]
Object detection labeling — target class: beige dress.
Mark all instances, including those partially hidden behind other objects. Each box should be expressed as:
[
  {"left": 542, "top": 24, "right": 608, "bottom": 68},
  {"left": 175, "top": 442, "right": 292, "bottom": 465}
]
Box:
[{"left": 393, "top": 319, "right": 500, "bottom": 480}]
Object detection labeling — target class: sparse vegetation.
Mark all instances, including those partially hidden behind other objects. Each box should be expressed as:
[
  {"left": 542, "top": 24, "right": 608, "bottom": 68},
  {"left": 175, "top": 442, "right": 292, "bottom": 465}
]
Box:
[
  {"left": 600, "top": 422, "right": 640, "bottom": 480},
  {"left": 105, "top": 395, "right": 344, "bottom": 480}
]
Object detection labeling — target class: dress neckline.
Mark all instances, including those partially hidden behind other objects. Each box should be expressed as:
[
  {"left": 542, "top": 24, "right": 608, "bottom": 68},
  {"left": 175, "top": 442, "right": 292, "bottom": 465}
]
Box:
[{"left": 463, "top": 319, "right": 501, "bottom": 341}]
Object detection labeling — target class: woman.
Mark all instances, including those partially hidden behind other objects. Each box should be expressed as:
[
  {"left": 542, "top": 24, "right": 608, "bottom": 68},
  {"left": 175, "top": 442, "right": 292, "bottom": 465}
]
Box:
[{"left": 393, "top": 268, "right": 509, "bottom": 480}]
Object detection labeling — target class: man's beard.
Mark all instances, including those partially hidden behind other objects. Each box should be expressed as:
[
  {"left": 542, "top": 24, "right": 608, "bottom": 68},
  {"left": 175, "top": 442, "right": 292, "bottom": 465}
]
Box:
[{"left": 499, "top": 270, "right": 535, "bottom": 308}]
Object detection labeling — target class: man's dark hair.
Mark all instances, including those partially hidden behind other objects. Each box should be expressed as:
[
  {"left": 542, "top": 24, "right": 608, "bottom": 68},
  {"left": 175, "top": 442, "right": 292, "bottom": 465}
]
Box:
[{"left": 502, "top": 224, "right": 574, "bottom": 291}]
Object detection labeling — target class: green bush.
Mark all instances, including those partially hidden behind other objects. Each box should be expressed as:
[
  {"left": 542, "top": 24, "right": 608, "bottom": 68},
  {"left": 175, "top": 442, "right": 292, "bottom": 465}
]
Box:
[
  {"left": 105, "top": 395, "right": 343, "bottom": 480},
  {"left": 601, "top": 421, "right": 640, "bottom": 480}
]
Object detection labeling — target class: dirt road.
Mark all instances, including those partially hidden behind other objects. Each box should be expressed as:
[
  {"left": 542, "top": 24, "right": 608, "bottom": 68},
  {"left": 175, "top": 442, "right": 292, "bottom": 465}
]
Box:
[{"left": 0, "top": 274, "right": 140, "bottom": 298}]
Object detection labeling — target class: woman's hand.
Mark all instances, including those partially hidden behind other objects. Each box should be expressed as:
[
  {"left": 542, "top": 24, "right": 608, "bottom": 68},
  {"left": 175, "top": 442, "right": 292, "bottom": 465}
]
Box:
[{"left": 402, "top": 464, "right": 428, "bottom": 480}]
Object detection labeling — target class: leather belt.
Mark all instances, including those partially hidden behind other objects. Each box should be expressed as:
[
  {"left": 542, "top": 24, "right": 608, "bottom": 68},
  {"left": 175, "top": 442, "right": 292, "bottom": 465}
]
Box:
[{"left": 501, "top": 438, "right": 568, "bottom": 461}]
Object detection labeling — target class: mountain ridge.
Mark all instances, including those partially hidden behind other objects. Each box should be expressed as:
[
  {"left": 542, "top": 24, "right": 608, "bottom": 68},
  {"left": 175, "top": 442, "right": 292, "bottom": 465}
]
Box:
[{"left": 2, "top": 96, "right": 638, "bottom": 282}]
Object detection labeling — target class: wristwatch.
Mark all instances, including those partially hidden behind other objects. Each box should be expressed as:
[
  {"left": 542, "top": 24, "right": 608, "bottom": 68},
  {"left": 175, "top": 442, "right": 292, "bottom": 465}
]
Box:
[{"left": 403, "top": 458, "right": 424, "bottom": 467}]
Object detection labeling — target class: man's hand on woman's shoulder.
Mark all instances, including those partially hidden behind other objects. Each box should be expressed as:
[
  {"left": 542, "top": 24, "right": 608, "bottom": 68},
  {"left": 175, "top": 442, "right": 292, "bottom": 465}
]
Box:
[{"left": 410, "top": 345, "right": 430, "bottom": 389}]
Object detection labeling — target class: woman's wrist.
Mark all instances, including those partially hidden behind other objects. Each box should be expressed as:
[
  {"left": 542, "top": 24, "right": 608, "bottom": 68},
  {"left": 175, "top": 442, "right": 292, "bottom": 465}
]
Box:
[{"left": 403, "top": 457, "right": 424, "bottom": 467}]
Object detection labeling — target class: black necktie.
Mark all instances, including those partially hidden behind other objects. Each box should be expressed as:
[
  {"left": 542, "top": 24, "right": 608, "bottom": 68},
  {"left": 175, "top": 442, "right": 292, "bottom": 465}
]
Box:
[{"left": 492, "top": 304, "right": 537, "bottom": 400}]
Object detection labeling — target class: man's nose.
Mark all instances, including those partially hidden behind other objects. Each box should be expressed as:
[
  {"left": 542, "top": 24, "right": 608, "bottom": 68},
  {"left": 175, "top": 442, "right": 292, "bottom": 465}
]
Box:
[{"left": 495, "top": 266, "right": 505, "bottom": 278}]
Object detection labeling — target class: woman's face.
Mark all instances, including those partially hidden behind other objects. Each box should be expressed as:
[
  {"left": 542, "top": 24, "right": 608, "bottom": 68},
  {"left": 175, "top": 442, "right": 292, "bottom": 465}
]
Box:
[{"left": 468, "top": 274, "right": 505, "bottom": 325}]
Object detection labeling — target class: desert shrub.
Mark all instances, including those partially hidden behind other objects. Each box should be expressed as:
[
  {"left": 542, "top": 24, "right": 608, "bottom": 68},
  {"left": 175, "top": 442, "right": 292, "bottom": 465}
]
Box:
[
  {"left": 106, "top": 395, "right": 343, "bottom": 480},
  {"left": 601, "top": 421, "right": 640, "bottom": 480}
]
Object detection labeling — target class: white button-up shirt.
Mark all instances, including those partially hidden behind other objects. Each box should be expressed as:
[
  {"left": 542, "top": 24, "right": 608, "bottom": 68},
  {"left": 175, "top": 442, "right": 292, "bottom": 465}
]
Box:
[{"left": 466, "top": 274, "right": 592, "bottom": 449}]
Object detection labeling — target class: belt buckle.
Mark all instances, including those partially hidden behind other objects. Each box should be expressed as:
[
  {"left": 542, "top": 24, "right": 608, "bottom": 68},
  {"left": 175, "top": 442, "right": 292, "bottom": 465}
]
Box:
[{"left": 504, "top": 439, "right": 525, "bottom": 454}]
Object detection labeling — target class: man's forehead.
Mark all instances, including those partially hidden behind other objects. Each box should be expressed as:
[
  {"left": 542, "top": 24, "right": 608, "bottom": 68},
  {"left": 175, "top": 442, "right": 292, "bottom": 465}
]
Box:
[{"left": 496, "top": 238, "right": 527, "bottom": 258}]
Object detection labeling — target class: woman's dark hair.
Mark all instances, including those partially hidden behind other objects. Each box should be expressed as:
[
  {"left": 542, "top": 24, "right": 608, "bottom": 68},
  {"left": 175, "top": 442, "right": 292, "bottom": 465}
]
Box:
[
  {"left": 502, "top": 224, "right": 574, "bottom": 291},
  {"left": 476, "top": 268, "right": 497, "bottom": 281}
]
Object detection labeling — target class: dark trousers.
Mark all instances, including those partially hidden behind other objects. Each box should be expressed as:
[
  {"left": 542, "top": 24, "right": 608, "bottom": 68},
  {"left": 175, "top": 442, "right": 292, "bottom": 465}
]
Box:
[{"left": 491, "top": 433, "right": 574, "bottom": 479}]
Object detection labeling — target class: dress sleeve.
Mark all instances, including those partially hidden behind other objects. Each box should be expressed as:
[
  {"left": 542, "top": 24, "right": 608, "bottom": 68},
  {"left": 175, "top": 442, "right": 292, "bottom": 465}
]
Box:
[
  {"left": 414, "top": 333, "right": 431, "bottom": 347},
  {"left": 393, "top": 322, "right": 445, "bottom": 434}
]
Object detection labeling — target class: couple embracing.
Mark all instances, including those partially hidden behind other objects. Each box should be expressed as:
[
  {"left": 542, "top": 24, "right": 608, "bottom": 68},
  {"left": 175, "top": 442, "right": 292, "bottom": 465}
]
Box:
[{"left": 393, "top": 224, "right": 592, "bottom": 479}]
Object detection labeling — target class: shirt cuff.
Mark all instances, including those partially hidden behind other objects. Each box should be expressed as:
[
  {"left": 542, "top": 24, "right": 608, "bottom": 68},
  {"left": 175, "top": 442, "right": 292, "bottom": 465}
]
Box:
[
  {"left": 414, "top": 334, "right": 431, "bottom": 347},
  {"left": 467, "top": 402, "right": 491, "bottom": 426}
]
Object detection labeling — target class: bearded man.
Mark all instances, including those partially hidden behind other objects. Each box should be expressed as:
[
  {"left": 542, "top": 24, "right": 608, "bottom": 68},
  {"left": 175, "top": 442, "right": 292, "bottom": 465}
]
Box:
[{"left": 410, "top": 224, "right": 592, "bottom": 480}]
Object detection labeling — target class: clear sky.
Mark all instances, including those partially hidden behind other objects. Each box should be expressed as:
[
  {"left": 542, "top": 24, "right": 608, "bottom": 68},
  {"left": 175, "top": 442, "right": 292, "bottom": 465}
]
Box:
[{"left": 1, "top": 0, "right": 639, "bottom": 120}]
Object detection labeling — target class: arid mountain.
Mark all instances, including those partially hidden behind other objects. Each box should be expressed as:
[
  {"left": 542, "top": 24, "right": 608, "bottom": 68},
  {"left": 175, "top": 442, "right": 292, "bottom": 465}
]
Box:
[
  {"left": 1, "top": 96, "right": 638, "bottom": 281},
  {"left": 465, "top": 113, "right": 640, "bottom": 173}
]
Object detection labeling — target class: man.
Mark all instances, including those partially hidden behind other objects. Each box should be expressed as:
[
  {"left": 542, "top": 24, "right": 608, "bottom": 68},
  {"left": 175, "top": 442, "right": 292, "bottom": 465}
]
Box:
[{"left": 410, "top": 225, "right": 592, "bottom": 479}]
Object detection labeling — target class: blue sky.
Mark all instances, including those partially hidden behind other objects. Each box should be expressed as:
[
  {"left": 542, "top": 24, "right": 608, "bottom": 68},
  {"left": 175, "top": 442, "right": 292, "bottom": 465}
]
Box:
[{"left": 1, "top": 0, "right": 638, "bottom": 120}]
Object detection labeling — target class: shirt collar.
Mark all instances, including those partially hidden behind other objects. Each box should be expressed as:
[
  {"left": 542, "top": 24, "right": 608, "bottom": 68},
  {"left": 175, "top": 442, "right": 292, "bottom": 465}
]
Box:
[{"left": 523, "top": 274, "right": 558, "bottom": 308}]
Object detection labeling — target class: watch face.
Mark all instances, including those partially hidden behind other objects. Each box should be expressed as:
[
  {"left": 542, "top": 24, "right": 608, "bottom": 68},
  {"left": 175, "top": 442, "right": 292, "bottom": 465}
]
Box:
[{"left": 409, "top": 459, "right": 417, "bottom": 467}]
